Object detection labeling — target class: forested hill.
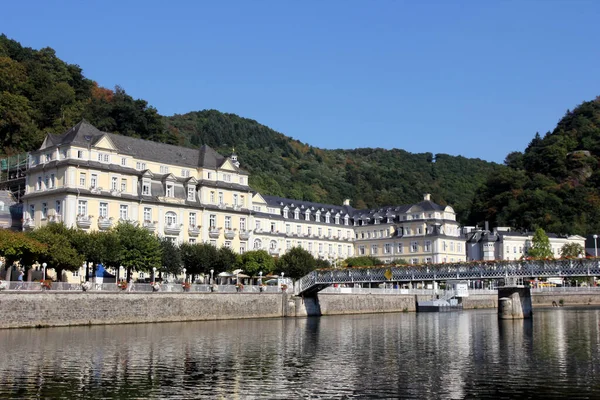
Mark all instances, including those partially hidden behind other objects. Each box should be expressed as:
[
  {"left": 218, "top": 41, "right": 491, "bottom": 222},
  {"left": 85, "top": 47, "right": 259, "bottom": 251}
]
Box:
[
  {"left": 164, "top": 111, "right": 500, "bottom": 221},
  {"left": 470, "top": 97, "right": 600, "bottom": 235},
  {"left": 0, "top": 34, "right": 500, "bottom": 222}
]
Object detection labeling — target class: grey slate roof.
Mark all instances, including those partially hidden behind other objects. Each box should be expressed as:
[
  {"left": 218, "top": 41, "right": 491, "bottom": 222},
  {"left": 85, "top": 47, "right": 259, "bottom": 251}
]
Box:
[{"left": 38, "top": 120, "right": 248, "bottom": 174}]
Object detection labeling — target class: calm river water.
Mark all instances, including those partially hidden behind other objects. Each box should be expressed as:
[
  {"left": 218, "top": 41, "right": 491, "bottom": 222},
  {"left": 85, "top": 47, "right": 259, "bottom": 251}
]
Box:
[{"left": 0, "top": 308, "right": 599, "bottom": 399}]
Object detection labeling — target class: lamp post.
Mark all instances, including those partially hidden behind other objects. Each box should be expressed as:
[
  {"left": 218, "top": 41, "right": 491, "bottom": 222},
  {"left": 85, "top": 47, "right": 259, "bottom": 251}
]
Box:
[
  {"left": 183, "top": 268, "right": 187, "bottom": 283},
  {"left": 210, "top": 269, "right": 214, "bottom": 285},
  {"left": 594, "top": 234, "right": 598, "bottom": 257},
  {"left": 42, "top": 262, "right": 47, "bottom": 281},
  {"left": 259, "top": 271, "right": 262, "bottom": 285},
  {"left": 152, "top": 267, "right": 157, "bottom": 283}
]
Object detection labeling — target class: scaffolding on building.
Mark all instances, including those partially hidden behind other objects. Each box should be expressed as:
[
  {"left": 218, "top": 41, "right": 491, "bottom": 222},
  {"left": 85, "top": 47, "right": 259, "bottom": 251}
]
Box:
[{"left": 0, "top": 153, "right": 29, "bottom": 201}]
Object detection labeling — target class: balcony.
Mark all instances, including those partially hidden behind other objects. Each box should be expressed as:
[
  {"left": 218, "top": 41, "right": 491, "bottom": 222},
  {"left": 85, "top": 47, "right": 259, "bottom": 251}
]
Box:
[
  {"left": 109, "top": 189, "right": 122, "bottom": 197},
  {"left": 89, "top": 186, "right": 102, "bottom": 194},
  {"left": 48, "top": 215, "right": 62, "bottom": 224},
  {"left": 239, "top": 230, "right": 251, "bottom": 240},
  {"left": 143, "top": 221, "right": 157, "bottom": 232},
  {"left": 164, "top": 223, "right": 182, "bottom": 236},
  {"left": 23, "top": 218, "right": 35, "bottom": 230},
  {"left": 224, "top": 229, "right": 236, "bottom": 240},
  {"left": 76, "top": 215, "right": 92, "bottom": 229},
  {"left": 209, "top": 227, "right": 221, "bottom": 239},
  {"left": 188, "top": 226, "right": 201, "bottom": 237},
  {"left": 269, "top": 247, "right": 279, "bottom": 255},
  {"left": 97, "top": 217, "right": 114, "bottom": 230}
]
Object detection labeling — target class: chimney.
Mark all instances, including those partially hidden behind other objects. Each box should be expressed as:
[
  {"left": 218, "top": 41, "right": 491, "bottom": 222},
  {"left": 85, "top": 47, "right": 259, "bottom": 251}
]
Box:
[
  {"left": 343, "top": 199, "right": 350, "bottom": 206},
  {"left": 424, "top": 193, "right": 431, "bottom": 201}
]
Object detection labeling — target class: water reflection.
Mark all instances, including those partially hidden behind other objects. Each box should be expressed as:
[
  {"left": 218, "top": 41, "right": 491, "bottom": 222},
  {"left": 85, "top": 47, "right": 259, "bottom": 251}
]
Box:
[{"left": 0, "top": 308, "right": 599, "bottom": 399}]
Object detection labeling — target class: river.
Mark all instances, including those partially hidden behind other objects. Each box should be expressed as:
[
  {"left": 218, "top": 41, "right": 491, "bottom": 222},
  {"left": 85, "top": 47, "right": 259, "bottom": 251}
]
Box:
[{"left": 0, "top": 307, "right": 599, "bottom": 399}]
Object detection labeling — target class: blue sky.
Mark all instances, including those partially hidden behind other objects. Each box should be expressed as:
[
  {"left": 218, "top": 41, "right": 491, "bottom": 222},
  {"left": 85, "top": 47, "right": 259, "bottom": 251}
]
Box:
[{"left": 2, "top": 1, "right": 599, "bottom": 162}]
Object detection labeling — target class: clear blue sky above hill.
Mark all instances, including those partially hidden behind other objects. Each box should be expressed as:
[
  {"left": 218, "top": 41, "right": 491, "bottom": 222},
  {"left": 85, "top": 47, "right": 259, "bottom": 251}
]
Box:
[{"left": 2, "top": 1, "right": 599, "bottom": 162}]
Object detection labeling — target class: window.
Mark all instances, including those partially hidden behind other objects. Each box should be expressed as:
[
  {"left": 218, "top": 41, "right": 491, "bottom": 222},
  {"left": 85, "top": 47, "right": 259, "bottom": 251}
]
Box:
[
  {"left": 45, "top": 153, "right": 51, "bottom": 162},
  {"left": 37, "top": 176, "right": 42, "bottom": 191},
  {"left": 166, "top": 184, "right": 174, "bottom": 197},
  {"left": 239, "top": 243, "right": 246, "bottom": 253},
  {"left": 397, "top": 243, "right": 403, "bottom": 254},
  {"left": 424, "top": 241, "right": 431, "bottom": 252},
  {"left": 294, "top": 209, "right": 300, "bottom": 219},
  {"left": 144, "top": 207, "right": 151, "bottom": 222},
  {"left": 189, "top": 238, "right": 197, "bottom": 244},
  {"left": 50, "top": 174, "right": 55, "bottom": 188},
  {"left": 457, "top": 243, "right": 462, "bottom": 253},
  {"left": 319, "top": 243, "right": 323, "bottom": 253},
  {"left": 318, "top": 227, "right": 322, "bottom": 236},
  {"left": 90, "top": 174, "right": 97, "bottom": 189},
  {"left": 111, "top": 177, "right": 118, "bottom": 191},
  {"left": 305, "top": 210, "right": 310, "bottom": 221},
  {"left": 210, "top": 192, "right": 215, "bottom": 203},
  {"left": 218, "top": 192, "right": 223, "bottom": 204},
  {"left": 41, "top": 203, "right": 47, "bottom": 219},
  {"left": 240, "top": 218, "right": 246, "bottom": 231},
  {"left": 348, "top": 246, "right": 352, "bottom": 256},
  {"left": 77, "top": 150, "right": 84, "bottom": 159},
  {"left": 119, "top": 205, "right": 128, "bottom": 220},
  {"left": 240, "top": 195, "right": 245, "bottom": 207},
  {"left": 325, "top": 214, "right": 330, "bottom": 223},
  {"left": 78, "top": 200, "right": 87, "bottom": 216},
  {"left": 225, "top": 216, "right": 232, "bottom": 229},
  {"left": 412, "top": 258, "right": 419, "bottom": 265},
  {"left": 136, "top": 162, "right": 146, "bottom": 170},
  {"left": 411, "top": 241, "right": 418, "bottom": 253},
  {"left": 328, "top": 244, "right": 333, "bottom": 254},
  {"left": 165, "top": 211, "right": 177, "bottom": 226},
  {"left": 121, "top": 179, "right": 127, "bottom": 192},
  {"left": 207, "top": 172, "right": 213, "bottom": 179},
  {"left": 98, "top": 153, "right": 109, "bottom": 162},
  {"left": 181, "top": 169, "right": 190, "bottom": 177},
  {"left": 255, "top": 220, "right": 261, "bottom": 231},
  {"left": 328, "top": 228, "right": 332, "bottom": 237},
  {"left": 307, "top": 227, "right": 312, "bottom": 235},
  {"left": 55, "top": 200, "right": 61, "bottom": 215},
  {"left": 359, "top": 245, "right": 365, "bottom": 255},
  {"left": 283, "top": 208, "right": 289, "bottom": 218},
  {"left": 233, "top": 194, "right": 238, "bottom": 205},
  {"left": 29, "top": 204, "right": 35, "bottom": 219},
  {"left": 286, "top": 240, "right": 291, "bottom": 249},
  {"left": 337, "top": 229, "right": 341, "bottom": 238},
  {"left": 240, "top": 177, "right": 245, "bottom": 185},
  {"left": 209, "top": 214, "right": 216, "bottom": 229},
  {"left": 253, "top": 206, "right": 261, "bottom": 212},
  {"left": 270, "top": 240, "right": 277, "bottom": 250},
  {"left": 344, "top": 215, "right": 349, "bottom": 225},
  {"left": 142, "top": 180, "right": 150, "bottom": 195},
  {"left": 450, "top": 242, "right": 455, "bottom": 252},
  {"left": 384, "top": 243, "right": 391, "bottom": 254},
  {"left": 224, "top": 174, "right": 231, "bottom": 182},
  {"left": 99, "top": 202, "right": 108, "bottom": 218},
  {"left": 253, "top": 239, "right": 262, "bottom": 249},
  {"left": 296, "top": 225, "right": 302, "bottom": 235},
  {"left": 371, "top": 244, "right": 378, "bottom": 255},
  {"left": 189, "top": 213, "right": 197, "bottom": 227},
  {"left": 187, "top": 187, "right": 195, "bottom": 201},
  {"left": 270, "top": 222, "right": 276, "bottom": 232},
  {"left": 338, "top": 244, "right": 342, "bottom": 254},
  {"left": 160, "top": 166, "right": 169, "bottom": 174},
  {"left": 225, "top": 241, "right": 232, "bottom": 248},
  {"left": 121, "top": 157, "right": 127, "bottom": 166}
]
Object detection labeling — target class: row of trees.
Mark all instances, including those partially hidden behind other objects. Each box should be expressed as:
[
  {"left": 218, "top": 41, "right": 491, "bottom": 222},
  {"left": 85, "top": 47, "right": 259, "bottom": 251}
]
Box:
[{"left": 0, "top": 222, "right": 335, "bottom": 282}]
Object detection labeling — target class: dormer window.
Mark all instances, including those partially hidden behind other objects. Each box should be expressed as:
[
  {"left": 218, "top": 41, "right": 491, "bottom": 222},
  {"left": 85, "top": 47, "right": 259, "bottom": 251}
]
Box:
[
  {"left": 294, "top": 209, "right": 300, "bottom": 219},
  {"left": 344, "top": 215, "right": 349, "bottom": 226},
  {"left": 166, "top": 184, "right": 174, "bottom": 198},
  {"left": 187, "top": 187, "right": 195, "bottom": 201},
  {"left": 142, "top": 180, "right": 151, "bottom": 195},
  {"left": 45, "top": 153, "right": 51, "bottom": 162},
  {"left": 283, "top": 208, "right": 289, "bottom": 218},
  {"left": 335, "top": 215, "right": 340, "bottom": 224},
  {"left": 315, "top": 212, "right": 321, "bottom": 223},
  {"left": 325, "top": 213, "right": 330, "bottom": 224},
  {"left": 305, "top": 210, "right": 310, "bottom": 221}
]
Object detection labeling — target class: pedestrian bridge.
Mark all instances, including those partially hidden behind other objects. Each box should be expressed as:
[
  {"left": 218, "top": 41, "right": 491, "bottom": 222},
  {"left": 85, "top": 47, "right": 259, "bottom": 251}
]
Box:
[{"left": 294, "top": 258, "right": 600, "bottom": 296}]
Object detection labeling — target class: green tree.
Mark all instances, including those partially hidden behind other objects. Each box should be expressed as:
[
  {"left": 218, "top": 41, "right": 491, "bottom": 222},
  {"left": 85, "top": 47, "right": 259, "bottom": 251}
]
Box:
[
  {"left": 215, "top": 246, "right": 239, "bottom": 273},
  {"left": 159, "top": 237, "right": 182, "bottom": 277},
  {"left": 180, "top": 242, "right": 218, "bottom": 282},
  {"left": 0, "top": 229, "right": 46, "bottom": 267},
  {"left": 276, "top": 247, "right": 316, "bottom": 279},
  {"left": 239, "top": 250, "right": 275, "bottom": 277},
  {"left": 113, "top": 222, "right": 161, "bottom": 281},
  {"left": 27, "top": 225, "right": 84, "bottom": 281},
  {"left": 390, "top": 258, "right": 409, "bottom": 265},
  {"left": 560, "top": 242, "right": 584, "bottom": 258},
  {"left": 528, "top": 228, "right": 554, "bottom": 259}
]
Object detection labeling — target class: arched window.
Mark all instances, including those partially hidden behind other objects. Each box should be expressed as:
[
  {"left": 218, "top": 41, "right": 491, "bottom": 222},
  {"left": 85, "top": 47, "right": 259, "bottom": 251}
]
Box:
[
  {"left": 270, "top": 240, "right": 277, "bottom": 250},
  {"left": 253, "top": 239, "right": 262, "bottom": 249},
  {"left": 165, "top": 211, "right": 177, "bottom": 226}
]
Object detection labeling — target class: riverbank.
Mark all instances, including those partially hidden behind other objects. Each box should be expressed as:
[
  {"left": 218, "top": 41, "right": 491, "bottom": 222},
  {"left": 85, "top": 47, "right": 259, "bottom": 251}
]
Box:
[{"left": 1, "top": 291, "right": 600, "bottom": 329}]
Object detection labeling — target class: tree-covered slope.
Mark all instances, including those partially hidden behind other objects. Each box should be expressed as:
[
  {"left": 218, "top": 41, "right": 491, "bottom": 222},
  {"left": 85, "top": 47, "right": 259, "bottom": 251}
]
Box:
[
  {"left": 0, "top": 34, "right": 500, "bottom": 223},
  {"left": 165, "top": 110, "right": 500, "bottom": 220},
  {"left": 470, "top": 97, "right": 600, "bottom": 235}
]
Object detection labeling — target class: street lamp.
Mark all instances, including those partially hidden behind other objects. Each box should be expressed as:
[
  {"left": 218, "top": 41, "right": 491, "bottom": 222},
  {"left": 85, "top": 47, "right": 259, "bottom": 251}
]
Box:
[
  {"left": 183, "top": 268, "right": 187, "bottom": 283},
  {"left": 42, "top": 262, "right": 47, "bottom": 281},
  {"left": 259, "top": 271, "right": 262, "bottom": 285},
  {"left": 153, "top": 267, "right": 157, "bottom": 283},
  {"left": 594, "top": 234, "right": 598, "bottom": 257},
  {"left": 210, "top": 269, "right": 214, "bottom": 285}
]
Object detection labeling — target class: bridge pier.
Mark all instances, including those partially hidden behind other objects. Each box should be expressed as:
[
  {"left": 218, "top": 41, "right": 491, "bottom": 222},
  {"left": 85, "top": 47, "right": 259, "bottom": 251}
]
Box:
[{"left": 498, "top": 284, "right": 532, "bottom": 320}]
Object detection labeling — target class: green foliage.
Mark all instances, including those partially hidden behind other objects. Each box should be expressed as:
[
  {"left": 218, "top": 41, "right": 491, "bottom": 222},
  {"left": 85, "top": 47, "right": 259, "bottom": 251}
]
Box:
[
  {"left": 528, "top": 228, "right": 554, "bottom": 259},
  {"left": 390, "top": 258, "right": 409, "bottom": 265},
  {"left": 560, "top": 242, "right": 584, "bottom": 258},
  {"left": 27, "top": 224, "right": 84, "bottom": 279},
  {"left": 471, "top": 97, "right": 600, "bottom": 235},
  {"left": 159, "top": 237, "right": 182, "bottom": 276},
  {"left": 215, "top": 246, "right": 240, "bottom": 273},
  {"left": 239, "top": 250, "right": 275, "bottom": 277},
  {"left": 345, "top": 256, "right": 383, "bottom": 267},
  {"left": 180, "top": 242, "right": 218, "bottom": 278},
  {"left": 0, "top": 229, "right": 46, "bottom": 266},
  {"left": 113, "top": 222, "right": 161, "bottom": 277},
  {"left": 276, "top": 247, "right": 316, "bottom": 279}
]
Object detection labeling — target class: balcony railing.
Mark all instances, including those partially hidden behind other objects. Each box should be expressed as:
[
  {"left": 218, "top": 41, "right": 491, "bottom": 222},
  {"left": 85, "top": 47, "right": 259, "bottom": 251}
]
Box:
[
  {"left": 76, "top": 215, "right": 92, "bottom": 229},
  {"left": 269, "top": 247, "right": 279, "bottom": 255},
  {"left": 188, "top": 226, "right": 201, "bottom": 237},
  {"left": 239, "top": 230, "right": 251, "bottom": 240},
  {"left": 143, "top": 221, "right": 157, "bottom": 232},
  {"left": 23, "top": 218, "right": 35, "bottom": 230},
  {"left": 97, "top": 217, "right": 114, "bottom": 230},
  {"left": 224, "top": 229, "right": 236, "bottom": 240},
  {"left": 164, "top": 223, "right": 182, "bottom": 236},
  {"left": 48, "top": 214, "right": 62, "bottom": 224},
  {"left": 209, "top": 228, "right": 221, "bottom": 239}
]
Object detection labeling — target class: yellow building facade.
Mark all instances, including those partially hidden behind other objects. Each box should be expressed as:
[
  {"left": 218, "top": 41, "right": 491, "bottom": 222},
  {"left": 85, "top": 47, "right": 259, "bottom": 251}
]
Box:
[{"left": 22, "top": 121, "right": 466, "bottom": 278}]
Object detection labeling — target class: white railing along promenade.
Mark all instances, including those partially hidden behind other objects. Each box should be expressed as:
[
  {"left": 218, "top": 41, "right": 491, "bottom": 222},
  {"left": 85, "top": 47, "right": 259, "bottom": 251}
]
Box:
[
  {"left": 0, "top": 282, "right": 287, "bottom": 293},
  {"left": 319, "top": 287, "right": 499, "bottom": 296}
]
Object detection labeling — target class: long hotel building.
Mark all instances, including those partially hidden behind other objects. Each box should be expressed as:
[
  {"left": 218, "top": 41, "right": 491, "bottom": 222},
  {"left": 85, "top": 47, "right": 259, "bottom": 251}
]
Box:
[{"left": 21, "top": 121, "right": 466, "bottom": 265}]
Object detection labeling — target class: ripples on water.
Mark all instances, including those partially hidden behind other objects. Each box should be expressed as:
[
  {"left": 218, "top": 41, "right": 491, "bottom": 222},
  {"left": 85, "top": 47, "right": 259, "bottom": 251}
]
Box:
[{"left": 0, "top": 308, "right": 599, "bottom": 399}]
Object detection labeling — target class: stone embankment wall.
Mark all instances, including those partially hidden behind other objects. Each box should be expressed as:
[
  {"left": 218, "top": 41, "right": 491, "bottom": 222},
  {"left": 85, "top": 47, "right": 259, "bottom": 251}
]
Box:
[
  {"left": 532, "top": 291, "right": 600, "bottom": 306},
  {"left": 294, "top": 294, "right": 416, "bottom": 317},
  {"left": 0, "top": 292, "right": 286, "bottom": 329}
]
